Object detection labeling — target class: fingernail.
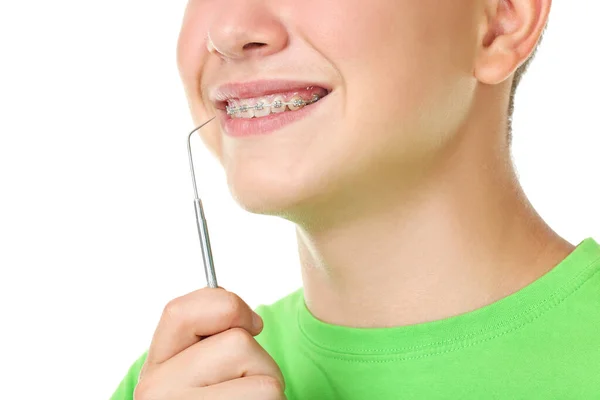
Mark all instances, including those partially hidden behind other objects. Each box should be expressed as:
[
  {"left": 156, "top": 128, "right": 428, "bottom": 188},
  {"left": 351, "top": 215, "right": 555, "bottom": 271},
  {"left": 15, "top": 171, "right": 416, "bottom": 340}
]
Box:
[{"left": 252, "top": 312, "right": 263, "bottom": 330}]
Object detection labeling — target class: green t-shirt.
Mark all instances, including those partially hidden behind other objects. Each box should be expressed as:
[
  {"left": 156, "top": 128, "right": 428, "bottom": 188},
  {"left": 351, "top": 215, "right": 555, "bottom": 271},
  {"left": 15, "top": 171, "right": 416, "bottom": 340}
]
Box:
[{"left": 111, "top": 237, "right": 600, "bottom": 399}]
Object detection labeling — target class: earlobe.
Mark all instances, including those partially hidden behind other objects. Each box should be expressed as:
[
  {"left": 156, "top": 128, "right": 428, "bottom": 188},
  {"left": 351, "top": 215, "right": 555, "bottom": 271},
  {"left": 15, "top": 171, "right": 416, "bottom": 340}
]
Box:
[{"left": 474, "top": 0, "right": 550, "bottom": 85}]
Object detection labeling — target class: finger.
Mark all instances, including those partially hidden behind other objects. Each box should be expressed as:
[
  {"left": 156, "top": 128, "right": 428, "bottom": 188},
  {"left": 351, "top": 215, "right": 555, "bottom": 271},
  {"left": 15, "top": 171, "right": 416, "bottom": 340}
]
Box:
[
  {"left": 147, "top": 327, "right": 285, "bottom": 389},
  {"left": 196, "top": 375, "right": 287, "bottom": 400},
  {"left": 135, "top": 375, "right": 285, "bottom": 400},
  {"left": 145, "top": 288, "right": 263, "bottom": 366}
]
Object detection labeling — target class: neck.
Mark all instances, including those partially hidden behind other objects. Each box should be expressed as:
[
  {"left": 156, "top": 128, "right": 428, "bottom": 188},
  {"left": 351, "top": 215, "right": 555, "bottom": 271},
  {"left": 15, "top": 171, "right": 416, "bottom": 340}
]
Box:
[{"left": 294, "top": 87, "right": 574, "bottom": 328}]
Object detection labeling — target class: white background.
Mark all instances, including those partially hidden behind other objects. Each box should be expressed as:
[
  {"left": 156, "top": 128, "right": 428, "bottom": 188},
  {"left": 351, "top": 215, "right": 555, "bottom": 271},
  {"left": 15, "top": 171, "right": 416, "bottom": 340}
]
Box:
[{"left": 0, "top": 1, "right": 598, "bottom": 399}]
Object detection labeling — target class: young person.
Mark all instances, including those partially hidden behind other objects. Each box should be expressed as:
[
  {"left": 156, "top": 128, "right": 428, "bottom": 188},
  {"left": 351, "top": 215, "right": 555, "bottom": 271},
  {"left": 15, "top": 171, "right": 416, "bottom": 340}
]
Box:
[{"left": 111, "top": 0, "right": 600, "bottom": 398}]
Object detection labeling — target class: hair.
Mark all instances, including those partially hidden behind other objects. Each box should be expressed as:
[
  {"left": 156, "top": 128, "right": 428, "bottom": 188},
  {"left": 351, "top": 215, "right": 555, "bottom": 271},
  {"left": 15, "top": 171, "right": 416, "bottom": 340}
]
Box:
[{"left": 506, "top": 25, "right": 547, "bottom": 146}]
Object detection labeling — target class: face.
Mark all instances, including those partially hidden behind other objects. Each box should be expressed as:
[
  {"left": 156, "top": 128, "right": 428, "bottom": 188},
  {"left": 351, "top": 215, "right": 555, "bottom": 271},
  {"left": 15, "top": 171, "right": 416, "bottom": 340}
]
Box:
[{"left": 177, "top": 0, "right": 480, "bottom": 222}]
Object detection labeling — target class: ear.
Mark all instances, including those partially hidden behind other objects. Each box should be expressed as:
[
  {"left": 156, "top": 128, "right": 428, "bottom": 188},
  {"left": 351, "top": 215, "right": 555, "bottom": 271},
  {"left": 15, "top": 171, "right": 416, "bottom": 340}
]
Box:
[{"left": 474, "top": 0, "right": 551, "bottom": 85}]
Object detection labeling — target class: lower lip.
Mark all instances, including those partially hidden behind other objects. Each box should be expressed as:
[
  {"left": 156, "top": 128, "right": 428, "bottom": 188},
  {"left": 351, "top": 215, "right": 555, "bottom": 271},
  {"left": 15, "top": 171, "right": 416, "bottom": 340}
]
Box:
[{"left": 217, "top": 94, "right": 329, "bottom": 137}]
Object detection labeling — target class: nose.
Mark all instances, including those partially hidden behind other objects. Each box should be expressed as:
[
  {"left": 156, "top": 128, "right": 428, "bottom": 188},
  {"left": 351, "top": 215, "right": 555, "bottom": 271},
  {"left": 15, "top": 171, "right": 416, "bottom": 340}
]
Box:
[{"left": 207, "top": 2, "right": 288, "bottom": 61}]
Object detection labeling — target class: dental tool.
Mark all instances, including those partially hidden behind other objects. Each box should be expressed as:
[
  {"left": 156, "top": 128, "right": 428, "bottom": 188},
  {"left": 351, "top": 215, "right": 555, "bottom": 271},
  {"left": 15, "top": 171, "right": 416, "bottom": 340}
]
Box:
[
  {"left": 187, "top": 117, "right": 218, "bottom": 288},
  {"left": 187, "top": 93, "right": 321, "bottom": 287},
  {"left": 226, "top": 93, "right": 321, "bottom": 116}
]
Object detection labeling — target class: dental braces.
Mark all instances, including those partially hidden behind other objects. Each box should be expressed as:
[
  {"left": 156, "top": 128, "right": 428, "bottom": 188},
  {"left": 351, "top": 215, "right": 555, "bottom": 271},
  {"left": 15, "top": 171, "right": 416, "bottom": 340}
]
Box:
[{"left": 226, "top": 94, "right": 321, "bottom": 116}]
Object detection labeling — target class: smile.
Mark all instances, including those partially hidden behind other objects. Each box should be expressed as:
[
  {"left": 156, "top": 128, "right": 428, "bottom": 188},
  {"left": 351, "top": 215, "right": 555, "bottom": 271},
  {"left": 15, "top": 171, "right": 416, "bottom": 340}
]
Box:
[
  {"left": 216, "top": 89, "right": 332, "bottom": 138},
  {"left": 226, "top": 93, "right": 324, "bottom": 118},
  {"left": 224, "top": 84, "right": 330, "bottom": 118}
]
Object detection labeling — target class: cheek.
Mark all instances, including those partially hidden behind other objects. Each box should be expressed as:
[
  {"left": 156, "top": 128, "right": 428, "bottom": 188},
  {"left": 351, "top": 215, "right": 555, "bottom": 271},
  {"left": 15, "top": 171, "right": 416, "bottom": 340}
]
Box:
[
  {"left": 301, "top": 0, "right": 477, "bottom": 171},
  {"left": 313, "top": 0, "right": 475, "bottom": 129},
  {"left": 301, "top": 1, "right": 456, "bottom": 116},
  {"left": 176, "top": 4, "right": 223, "bottom": 159},
  {"left": 176, "top": 2, "right": 214, "bottom": 97}
]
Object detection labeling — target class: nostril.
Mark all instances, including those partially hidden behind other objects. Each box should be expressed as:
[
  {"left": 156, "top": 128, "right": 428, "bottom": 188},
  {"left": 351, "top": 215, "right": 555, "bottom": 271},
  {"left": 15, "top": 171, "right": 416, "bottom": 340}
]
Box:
[{"left": 243, "top": 42, "right": 266, "bottom": 50}]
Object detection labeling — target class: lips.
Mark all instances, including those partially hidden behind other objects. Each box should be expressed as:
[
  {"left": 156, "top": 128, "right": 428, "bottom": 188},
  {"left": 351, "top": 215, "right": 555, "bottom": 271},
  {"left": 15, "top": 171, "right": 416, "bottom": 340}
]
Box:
[
  {"left": 210, "top": 79, "right": 333, "bottom": 111},
  {"left": 217, "top": 92, "right": 331, "bottom": 137}
]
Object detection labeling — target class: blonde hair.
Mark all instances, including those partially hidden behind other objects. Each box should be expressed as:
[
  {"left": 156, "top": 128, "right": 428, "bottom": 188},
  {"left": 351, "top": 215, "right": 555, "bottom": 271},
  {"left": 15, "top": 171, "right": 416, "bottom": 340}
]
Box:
[{"left": 507, "top": 26, "right": 547, "bottom": 145}]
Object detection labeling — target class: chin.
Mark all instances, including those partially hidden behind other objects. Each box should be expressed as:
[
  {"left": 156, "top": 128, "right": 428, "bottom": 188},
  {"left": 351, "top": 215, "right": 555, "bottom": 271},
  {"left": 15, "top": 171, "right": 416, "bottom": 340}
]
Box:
[
  {"left": 225, "top": 164, "right": 338, "bottom": 220},
  {"left": 225, "top": 168, "right": 301, "bottom": 215}
]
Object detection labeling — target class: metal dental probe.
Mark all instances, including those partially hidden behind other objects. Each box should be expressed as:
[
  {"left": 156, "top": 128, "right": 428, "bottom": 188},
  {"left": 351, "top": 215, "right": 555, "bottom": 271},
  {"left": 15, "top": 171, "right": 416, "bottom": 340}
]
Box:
[{"left": 187, "top": 116, "right": 218, "bottom": 288}]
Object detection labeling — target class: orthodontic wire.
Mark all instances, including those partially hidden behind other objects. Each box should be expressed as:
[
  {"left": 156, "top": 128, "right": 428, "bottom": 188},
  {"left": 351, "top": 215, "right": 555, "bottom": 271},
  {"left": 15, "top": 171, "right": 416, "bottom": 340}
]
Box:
[
  {"left": 187, "top": 116, "right": 219, "bottom": 288},
  {"left": 226, "top": 93, "right": 321, "bottom": 116}
]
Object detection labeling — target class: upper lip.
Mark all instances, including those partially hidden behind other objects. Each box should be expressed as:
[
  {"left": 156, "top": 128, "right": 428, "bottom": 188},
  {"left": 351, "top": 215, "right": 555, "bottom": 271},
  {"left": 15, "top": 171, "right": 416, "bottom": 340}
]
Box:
[{"left": 209, "top": 79, "right": 332, "bottom": 110}]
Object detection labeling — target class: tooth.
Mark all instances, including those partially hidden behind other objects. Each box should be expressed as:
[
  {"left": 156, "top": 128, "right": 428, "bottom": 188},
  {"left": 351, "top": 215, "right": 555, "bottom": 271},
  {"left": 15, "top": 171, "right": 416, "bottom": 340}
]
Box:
[
  {"left": 239, "top": 100, "right": 255, "bottom": 118},
  {"left": 270, "top": 95, "right": 286, "bottom": 113},
  {"left": 233, "top": 106, "right": 244, "bottom": 118},
  {"left": 287, "top": 95, "right": 305, "bottom": 111},
  {"left": 226, "top": 104, "right": 237, "bottom": 116},
  {"left": 232, "top": 110, "right": 244, "bottom": 119},
  {"left": 227, "top": 99, "right": 241, "bottom": 117},
  {"left": 253, "top": 98, "right": 271, "bottom": 117}
]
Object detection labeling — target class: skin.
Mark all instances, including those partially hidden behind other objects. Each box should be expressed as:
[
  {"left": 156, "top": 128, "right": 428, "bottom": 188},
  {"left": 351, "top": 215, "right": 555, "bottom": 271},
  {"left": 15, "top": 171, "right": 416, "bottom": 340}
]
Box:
[
  {"left": 136, "top": 0, "right": 575, "bottom": 397},
  {"left": 136, "top": 288, "right": 286, "bottom": 398}
]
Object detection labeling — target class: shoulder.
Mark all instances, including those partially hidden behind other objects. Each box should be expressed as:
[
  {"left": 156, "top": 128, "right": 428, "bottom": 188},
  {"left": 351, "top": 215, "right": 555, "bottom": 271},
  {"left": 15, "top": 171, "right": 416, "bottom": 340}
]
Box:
[
  {"left": 254, "top": 286, "right": 304, "bottom": 320},
  {"left": 253, "top": 287, "right": 304, "bottom": 352}
]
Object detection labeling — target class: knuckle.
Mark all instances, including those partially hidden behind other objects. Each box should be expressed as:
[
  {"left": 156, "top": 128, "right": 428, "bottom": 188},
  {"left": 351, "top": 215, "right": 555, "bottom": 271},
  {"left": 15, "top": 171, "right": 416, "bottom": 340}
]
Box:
[
  {"left": 224, "top": 326, "right": 254, "bottom": 349},
  {"left": 162, "top": 297, "right": 185, "bottom": 322},
  {"left": 257, "top": 375, "right": 286, "bottom": 398},
  {"left": 137, "top": 361, "right": 148, "bottom": 382},
  {"left": 132, "top": 378, "right": 155, "bottom": 400},
  {"left": 222, "top": 291, "right": 245, "bottom": 324}
]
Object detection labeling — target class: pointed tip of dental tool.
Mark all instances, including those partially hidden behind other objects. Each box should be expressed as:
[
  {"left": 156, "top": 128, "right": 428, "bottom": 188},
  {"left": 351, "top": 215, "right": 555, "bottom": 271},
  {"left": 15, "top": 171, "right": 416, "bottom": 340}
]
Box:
[
  {"left": 188, "top": 116, "right": 217, "bottom": 139},
  {"left": 201, "top": 115, "right": 216, "bottom": 126}
]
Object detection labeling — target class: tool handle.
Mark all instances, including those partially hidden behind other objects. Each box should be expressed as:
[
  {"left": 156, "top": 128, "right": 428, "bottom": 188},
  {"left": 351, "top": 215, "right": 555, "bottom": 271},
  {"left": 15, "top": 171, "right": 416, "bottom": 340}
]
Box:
[{"left": 193, "top": 198, "right": 218, "bottom": 288}]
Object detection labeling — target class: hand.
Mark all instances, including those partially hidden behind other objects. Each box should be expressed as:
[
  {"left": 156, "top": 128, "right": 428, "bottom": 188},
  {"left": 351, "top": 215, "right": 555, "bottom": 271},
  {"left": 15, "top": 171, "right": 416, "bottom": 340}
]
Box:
[{"left": 134, "top": 287, "right": 286, "bottom": 399}]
